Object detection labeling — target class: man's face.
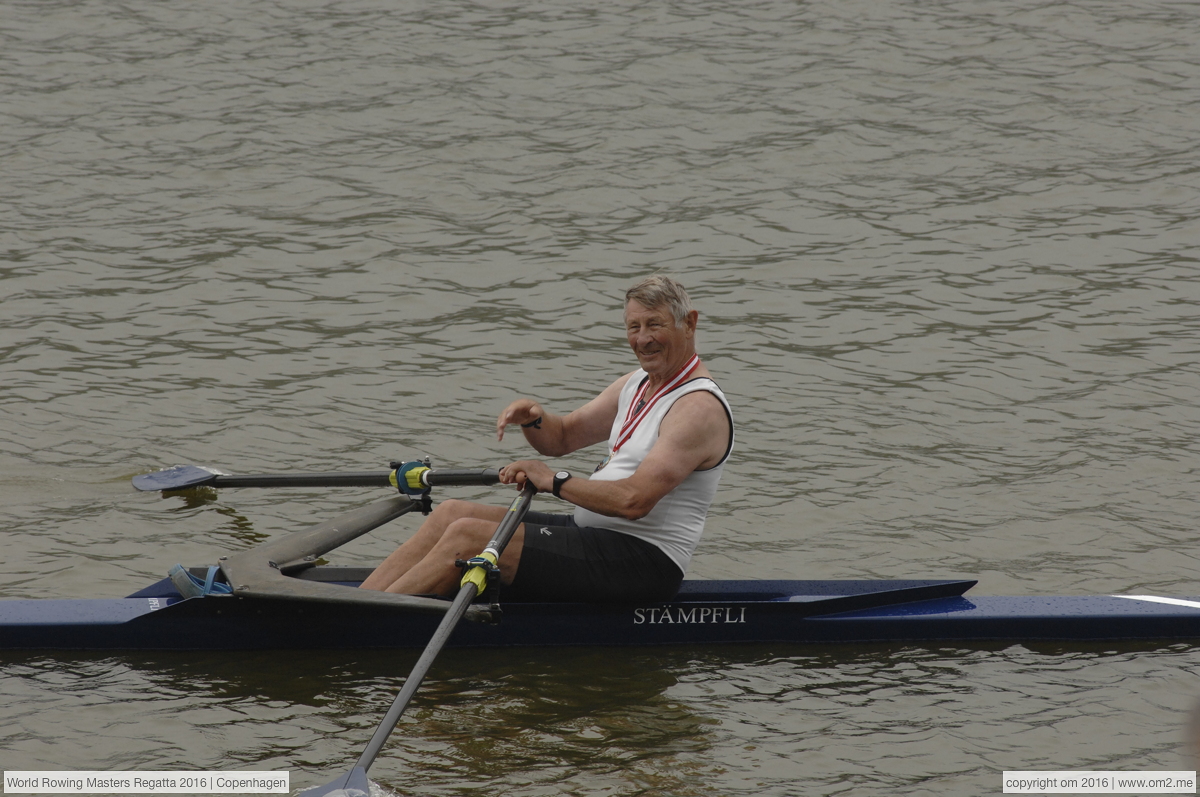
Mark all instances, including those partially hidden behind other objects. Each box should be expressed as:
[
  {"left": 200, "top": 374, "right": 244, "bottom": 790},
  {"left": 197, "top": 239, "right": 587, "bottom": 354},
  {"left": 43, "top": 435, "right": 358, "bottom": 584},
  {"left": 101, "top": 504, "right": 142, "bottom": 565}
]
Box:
[{"left": 624, "top": 299, "right": 694, "bottom": 374}]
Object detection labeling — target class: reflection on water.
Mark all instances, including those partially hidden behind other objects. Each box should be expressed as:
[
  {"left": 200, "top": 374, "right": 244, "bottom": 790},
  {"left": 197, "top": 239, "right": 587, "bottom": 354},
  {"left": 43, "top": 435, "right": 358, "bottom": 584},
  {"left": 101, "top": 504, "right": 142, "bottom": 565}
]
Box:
[
  {"left": 159, "top": 489, "right": 270, "bottom": 549},
  {"left": 3, "top": 641, "right": 1197, "bottom": 795}
]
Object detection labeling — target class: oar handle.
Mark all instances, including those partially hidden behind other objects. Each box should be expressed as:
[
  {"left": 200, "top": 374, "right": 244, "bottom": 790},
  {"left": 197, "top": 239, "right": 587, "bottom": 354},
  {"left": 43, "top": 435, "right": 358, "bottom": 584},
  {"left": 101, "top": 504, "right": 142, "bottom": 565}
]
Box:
[{"left": 483, "top": 482, "right": 536, "bottom": 556}]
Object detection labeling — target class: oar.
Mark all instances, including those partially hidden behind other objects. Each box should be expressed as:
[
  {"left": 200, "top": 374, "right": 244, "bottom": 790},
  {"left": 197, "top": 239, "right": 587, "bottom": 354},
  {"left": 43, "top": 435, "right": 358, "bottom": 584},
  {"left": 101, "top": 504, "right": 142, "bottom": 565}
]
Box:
[
  {"left": 132, "top": 463, "right": 500, "bottom": 492},
  {"left": 301, "top": 482, "right": 538, "bottom": 797}
]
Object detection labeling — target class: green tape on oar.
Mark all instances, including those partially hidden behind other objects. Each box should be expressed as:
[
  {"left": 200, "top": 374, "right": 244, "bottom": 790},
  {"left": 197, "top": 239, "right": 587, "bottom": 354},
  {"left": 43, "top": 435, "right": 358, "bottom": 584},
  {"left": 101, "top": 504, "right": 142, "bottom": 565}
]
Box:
[
  {"left": 389, "top": 461, "right": 431, "bottom": 495},
  {"left": 459, "top": 551, "right": 499, "bottom": 597}
]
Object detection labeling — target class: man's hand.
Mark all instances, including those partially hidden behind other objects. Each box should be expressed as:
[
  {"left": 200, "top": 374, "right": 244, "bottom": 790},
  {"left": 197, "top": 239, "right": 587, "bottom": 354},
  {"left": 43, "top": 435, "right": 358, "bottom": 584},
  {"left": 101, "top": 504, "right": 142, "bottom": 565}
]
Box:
[
  {"left": 495, "top": 373, "right": 629, "bottom": 456},
  {"left": 496, "top": 398, "right": 545, "bottom": 441},
  {"left": 499, "top": 459, "right": 555, "bottom": 493}
]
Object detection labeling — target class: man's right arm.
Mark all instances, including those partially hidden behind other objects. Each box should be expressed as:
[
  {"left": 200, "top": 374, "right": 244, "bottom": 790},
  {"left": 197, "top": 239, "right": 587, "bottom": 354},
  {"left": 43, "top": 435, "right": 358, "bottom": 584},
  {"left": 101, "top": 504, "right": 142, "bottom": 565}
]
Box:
[{"left": 496, "top": 372, "right": 633, "bottom": 457}]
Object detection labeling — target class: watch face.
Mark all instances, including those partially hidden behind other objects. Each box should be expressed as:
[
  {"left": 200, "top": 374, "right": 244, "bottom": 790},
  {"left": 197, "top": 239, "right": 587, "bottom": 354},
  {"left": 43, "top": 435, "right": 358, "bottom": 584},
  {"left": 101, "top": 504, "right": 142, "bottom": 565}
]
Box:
[{"left": 556, "top": 471, "right": 570, "bottom": 480}]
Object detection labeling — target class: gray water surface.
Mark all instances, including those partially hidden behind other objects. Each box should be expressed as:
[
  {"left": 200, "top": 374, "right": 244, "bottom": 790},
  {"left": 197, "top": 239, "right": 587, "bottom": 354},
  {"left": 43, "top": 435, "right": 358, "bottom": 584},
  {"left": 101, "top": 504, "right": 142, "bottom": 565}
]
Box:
[{"left": 3, "top": 0, "right": 1200, "bottom": 794}]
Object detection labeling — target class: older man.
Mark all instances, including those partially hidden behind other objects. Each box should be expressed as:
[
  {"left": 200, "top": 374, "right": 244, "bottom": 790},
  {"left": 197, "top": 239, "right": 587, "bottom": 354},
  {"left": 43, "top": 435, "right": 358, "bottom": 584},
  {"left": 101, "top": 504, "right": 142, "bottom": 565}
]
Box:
[{"left": 360, "top": 276, "right": 734, "bottom": 602}]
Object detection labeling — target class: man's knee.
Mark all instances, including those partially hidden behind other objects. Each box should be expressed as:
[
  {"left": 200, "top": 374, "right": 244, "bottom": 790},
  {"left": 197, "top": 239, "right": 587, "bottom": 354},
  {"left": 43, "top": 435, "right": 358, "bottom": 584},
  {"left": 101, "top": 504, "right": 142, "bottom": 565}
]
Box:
[
  {"left": 437, "top": 518, "right": 493, "bottom": 555},
  {"left": 431, "top": 498, "right": 489, "bottom": 524},
  {"left": 431, "top": 498, "right": 466, "bottom": 518}
]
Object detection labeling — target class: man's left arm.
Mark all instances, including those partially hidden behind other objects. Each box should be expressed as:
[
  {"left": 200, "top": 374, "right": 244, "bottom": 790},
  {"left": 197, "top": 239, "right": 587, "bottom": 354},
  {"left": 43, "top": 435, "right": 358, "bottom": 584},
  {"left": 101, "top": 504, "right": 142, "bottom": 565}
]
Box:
[{"left": 501, "top": 391, "right": 730, "bottom": 519}]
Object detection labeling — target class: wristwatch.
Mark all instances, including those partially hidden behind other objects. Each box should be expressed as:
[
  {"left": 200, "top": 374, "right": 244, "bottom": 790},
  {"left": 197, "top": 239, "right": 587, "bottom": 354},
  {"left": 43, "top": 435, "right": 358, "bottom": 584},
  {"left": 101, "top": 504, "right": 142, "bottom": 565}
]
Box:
[{"left": 552, "top": 471, "right": 572, "bottom": 498}]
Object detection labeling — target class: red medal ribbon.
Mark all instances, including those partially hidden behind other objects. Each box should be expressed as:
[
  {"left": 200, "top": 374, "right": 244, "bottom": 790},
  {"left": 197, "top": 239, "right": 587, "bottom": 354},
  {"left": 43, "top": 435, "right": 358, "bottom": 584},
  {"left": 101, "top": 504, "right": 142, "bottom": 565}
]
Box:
[{"left": 612, "top": 354, "right": 701, "bottom": 453}]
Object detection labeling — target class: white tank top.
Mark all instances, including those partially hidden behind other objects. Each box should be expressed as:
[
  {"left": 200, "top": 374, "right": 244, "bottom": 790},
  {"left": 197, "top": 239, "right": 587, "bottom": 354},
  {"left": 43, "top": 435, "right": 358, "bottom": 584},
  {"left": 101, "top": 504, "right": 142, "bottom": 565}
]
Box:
[{"left": 573, "top": 370, "right": 734, "bottom": 574}]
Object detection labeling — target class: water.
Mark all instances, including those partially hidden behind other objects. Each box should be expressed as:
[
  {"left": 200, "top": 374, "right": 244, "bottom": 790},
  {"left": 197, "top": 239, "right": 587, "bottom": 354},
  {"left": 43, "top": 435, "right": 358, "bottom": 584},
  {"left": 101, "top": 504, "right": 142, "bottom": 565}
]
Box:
[{"left": 3, "top": 0, "right": 1200, "bottom": 794}]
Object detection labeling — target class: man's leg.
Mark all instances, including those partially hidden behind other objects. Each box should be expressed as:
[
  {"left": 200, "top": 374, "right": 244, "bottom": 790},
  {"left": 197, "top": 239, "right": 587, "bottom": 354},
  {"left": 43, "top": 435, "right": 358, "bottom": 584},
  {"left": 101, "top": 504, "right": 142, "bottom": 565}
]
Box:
[
  {"left": 358, "top": 499, "right": 524, "bottom": 595},
  {"left": 382, "top": 515, "right": 526, "bottom": 596}
]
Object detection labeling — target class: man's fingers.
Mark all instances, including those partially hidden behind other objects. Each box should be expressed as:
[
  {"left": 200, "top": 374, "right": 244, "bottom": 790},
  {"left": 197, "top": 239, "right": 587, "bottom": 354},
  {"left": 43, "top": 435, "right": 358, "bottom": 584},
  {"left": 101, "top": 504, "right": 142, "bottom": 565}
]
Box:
[
  {"left": 496, "top": 407, "right": 519, "bottom": 440},
  {"left": 499, "top": 468, "right": 528, "bottom": 489},
  {"left": 497, "top": 401, "right": 542, "bottom": 442}
]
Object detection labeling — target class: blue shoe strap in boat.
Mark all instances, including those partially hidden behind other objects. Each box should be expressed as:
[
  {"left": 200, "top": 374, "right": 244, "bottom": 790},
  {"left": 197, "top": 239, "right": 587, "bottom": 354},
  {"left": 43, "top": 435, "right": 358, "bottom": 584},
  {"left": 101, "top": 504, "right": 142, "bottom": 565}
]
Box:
[
  {"left": 168, "top": 563, "right": 233, "bottom": 597},
  {"left": 202, "top": 566, "right": 232, "bottom": 595}
]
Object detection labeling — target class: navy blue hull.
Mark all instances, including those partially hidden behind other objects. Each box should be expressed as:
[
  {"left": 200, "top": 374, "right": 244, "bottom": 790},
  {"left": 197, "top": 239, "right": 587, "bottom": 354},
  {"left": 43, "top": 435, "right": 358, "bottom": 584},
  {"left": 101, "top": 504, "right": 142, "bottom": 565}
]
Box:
[{"left": 3, "top": 574, "right": 1200, "bottom": 651}]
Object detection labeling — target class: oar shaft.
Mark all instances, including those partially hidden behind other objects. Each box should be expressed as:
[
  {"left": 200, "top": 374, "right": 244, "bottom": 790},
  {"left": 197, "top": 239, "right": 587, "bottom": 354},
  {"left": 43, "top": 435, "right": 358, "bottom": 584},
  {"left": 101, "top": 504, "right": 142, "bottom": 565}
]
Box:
[
  {"left": 471, "top": 482, "right": 537, "bottom": 582},
  {"left": 353, "top": 483, "right": 537, "bottom": 774},
  {"left": 423, "top": 467, "right": 501, "bottom": 487},
  {"left": 214, "top": 472, "right": 392, "bottom": 489},
  {"left": 217, "top": 468, "right": 501, "bottom": 489},
  {"left": 133, "top": 464, "right": 502, "bottom": 492},
  {"left": 354, "top": 580, "right": 476, "bottom": 771}
]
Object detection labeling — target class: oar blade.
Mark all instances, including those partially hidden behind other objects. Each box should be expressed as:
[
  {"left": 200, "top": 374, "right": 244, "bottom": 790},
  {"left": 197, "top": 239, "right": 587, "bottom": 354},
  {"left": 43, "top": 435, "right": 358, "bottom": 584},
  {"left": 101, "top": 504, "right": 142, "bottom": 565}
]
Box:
[
  {"left": 299, "top": 766, "right": 371, "bottom": 797},
  {"left": 132, "top": 465, "right": 224, "bottom": 491}
]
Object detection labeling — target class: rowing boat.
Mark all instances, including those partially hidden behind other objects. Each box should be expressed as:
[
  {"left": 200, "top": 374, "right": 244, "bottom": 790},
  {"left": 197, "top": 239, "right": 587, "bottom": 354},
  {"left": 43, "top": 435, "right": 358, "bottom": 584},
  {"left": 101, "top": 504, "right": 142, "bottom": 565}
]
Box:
[
  {"left": 3, "top": 465, "right": 1199, "bottom": 651},
  {"left": 5, "top": 566, "right": 1200, "bottom": 651}
]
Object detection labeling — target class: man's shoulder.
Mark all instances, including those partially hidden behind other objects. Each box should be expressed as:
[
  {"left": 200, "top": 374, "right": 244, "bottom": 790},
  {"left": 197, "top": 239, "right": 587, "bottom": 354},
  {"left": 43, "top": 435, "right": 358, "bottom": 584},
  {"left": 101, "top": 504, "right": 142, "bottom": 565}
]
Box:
[
  {"left": 661, "top": 386, "right": 732, "bottom": 439},
  {"left": 656, "top": 387, "right": 733, "bottom": 467},
  {"left": 678, "top": 376, "right": 730, "bottom": 406},
  {"left": 670, "top": 386, "right": 730, "bottom": 419}
]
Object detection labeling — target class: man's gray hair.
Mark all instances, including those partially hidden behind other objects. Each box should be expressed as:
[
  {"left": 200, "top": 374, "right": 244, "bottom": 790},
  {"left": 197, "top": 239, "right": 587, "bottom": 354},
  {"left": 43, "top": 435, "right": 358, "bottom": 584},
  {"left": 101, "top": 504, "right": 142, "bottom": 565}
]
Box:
[{"left": 624, "top": 275, "right": 695, "bottom": 326}]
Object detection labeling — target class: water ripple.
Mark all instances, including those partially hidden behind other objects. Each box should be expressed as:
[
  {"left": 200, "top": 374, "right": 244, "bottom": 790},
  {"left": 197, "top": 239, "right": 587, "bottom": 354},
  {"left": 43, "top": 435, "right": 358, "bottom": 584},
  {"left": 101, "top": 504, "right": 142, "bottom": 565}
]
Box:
[{"left": 3, "top": 0, "right": 1200, "bottom": 793}]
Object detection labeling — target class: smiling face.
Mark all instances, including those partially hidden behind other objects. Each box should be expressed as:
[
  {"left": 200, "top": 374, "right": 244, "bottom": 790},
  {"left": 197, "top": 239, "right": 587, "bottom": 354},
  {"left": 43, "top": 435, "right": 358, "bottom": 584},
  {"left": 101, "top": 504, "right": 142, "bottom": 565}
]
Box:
[{"left": 624, "top": 299, "right": 698, "bottom": 380}]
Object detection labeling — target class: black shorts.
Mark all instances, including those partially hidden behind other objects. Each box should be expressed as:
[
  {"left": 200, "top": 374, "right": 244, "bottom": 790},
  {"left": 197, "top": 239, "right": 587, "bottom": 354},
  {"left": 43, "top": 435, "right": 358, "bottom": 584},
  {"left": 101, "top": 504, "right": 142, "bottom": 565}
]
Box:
[{"left": 505, "top": 511, "right": 684, "bottom": 603}]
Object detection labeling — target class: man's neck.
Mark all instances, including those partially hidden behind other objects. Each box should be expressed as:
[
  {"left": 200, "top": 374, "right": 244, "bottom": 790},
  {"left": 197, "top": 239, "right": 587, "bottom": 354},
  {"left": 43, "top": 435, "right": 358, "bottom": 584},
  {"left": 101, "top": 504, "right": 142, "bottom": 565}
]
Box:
[{"left": 644, "top": 350, "right": 699, "bottom": 392}]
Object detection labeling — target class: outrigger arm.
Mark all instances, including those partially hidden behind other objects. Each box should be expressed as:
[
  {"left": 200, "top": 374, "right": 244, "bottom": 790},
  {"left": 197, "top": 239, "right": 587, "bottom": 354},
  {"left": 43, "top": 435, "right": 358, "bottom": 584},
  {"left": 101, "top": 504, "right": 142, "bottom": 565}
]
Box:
[{"left": 163, "top": 464, "right": 505, "bottom": 623}]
